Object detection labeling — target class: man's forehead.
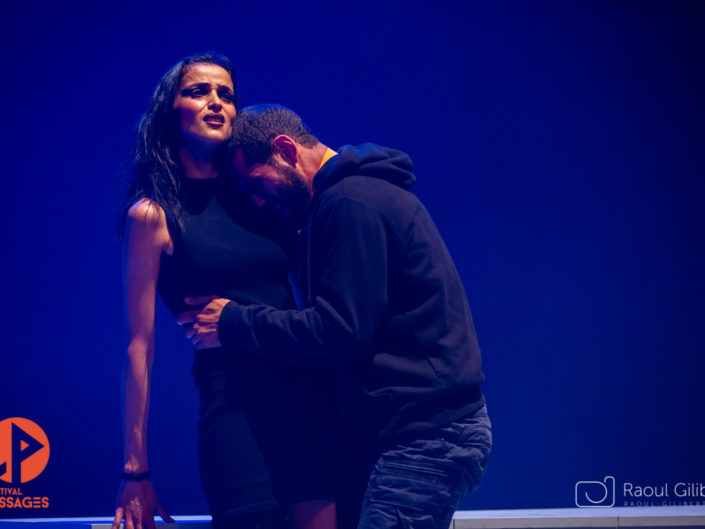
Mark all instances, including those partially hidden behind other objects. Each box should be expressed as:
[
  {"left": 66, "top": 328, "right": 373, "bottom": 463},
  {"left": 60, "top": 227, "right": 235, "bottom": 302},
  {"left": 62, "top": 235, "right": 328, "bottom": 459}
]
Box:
[{"left": 233, "top": 149, "right": 270, "bottom": 180}]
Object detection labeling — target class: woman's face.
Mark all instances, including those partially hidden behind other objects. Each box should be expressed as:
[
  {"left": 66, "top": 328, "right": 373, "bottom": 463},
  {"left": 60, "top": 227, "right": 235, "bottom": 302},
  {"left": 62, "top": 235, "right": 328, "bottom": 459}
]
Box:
[{"left": 173, "top": 63, "right": 237, "bottom": 147}]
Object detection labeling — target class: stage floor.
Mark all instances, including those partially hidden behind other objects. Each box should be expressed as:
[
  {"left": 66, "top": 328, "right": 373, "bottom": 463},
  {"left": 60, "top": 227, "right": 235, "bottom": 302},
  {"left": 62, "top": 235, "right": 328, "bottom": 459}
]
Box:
[{"left": 1, "top": 507, "right": 704, "bottom": 528}]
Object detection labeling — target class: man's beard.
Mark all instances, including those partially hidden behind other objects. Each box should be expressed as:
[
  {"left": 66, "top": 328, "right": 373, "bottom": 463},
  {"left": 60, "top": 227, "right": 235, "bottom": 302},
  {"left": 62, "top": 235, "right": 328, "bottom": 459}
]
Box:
[{"left": 268, "top": 160, "right": 312, "bottom": 226}]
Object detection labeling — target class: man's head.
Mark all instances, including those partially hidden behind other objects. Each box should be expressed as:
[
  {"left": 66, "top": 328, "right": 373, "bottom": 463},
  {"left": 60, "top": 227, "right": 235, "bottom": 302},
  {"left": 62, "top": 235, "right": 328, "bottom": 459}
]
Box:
[{"left": 228, "top": 104, "right": 324, "bottom": 220}]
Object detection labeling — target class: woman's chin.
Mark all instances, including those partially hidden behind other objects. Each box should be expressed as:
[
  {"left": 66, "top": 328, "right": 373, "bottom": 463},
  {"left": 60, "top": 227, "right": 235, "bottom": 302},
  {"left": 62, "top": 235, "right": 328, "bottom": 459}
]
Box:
[{"left": 182, "top": 130, "right": 231, "bottom": 148}]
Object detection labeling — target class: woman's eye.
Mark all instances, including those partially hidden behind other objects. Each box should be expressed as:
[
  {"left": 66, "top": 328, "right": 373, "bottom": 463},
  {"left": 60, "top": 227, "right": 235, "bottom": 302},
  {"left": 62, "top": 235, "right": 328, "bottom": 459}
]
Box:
[
  {"left": 220, "top": 91, "right": 235, "bottom": 103},
  {"left": 183, "top": 87, "right": 206, "bottom": 97}
]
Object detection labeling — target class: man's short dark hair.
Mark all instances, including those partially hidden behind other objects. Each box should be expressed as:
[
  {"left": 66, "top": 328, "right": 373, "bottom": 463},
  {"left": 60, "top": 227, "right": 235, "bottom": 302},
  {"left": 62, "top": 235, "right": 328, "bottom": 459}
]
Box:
[{"left": 229, "top": 104, "right": 319, "bottom": 166}]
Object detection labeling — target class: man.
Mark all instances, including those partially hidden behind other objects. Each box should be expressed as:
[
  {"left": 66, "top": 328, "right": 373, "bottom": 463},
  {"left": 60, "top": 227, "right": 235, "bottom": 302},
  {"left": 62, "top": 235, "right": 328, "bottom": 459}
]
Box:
[{"left": 179, "top": 104, "right": 491, "bottom": 529}]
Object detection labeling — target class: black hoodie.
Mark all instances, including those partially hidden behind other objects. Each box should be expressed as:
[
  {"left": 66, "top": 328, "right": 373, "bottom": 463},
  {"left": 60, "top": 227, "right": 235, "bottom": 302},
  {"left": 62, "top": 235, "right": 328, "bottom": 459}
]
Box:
[{"left": 219, "top": 143, "right": 485, "bottom": 440}]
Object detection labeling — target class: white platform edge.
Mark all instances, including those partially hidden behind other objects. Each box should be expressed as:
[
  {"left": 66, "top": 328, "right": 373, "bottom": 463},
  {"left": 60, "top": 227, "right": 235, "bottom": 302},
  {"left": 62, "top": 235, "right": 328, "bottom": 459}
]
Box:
[{"left": 451, "top": 507, "right": 705, "bottom": 528}]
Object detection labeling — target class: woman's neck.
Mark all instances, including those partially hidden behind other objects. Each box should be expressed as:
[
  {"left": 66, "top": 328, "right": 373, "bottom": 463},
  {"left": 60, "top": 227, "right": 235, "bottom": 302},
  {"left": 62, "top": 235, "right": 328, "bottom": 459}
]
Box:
[{"left": 179, "top": 144, "right": 219, "bottom": 180}]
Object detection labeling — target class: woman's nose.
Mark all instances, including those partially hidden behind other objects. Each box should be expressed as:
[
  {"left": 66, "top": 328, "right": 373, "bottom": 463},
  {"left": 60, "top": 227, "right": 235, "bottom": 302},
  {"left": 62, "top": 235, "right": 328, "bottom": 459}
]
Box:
[{"left": 207, "top": 92, "right": 222, "bottom": 110}]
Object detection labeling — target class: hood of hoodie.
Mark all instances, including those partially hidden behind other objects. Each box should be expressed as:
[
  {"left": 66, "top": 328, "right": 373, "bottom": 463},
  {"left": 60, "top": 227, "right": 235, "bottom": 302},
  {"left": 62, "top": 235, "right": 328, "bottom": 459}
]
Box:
[{"left": 313, "top": 143, "right": 416, "bottom": 196}]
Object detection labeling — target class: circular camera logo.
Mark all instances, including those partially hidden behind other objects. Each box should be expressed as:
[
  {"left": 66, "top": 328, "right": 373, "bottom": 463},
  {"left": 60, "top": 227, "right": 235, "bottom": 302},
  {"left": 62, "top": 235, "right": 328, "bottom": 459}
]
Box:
[{"left": 0, "top": 418, "right": 50, "bottom": 484}]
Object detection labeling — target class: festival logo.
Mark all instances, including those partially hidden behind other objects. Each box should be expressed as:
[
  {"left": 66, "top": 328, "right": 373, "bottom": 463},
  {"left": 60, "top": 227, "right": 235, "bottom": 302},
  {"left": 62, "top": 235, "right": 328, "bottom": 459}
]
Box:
[{"left": 0, "top": 418, "right": 50, "bottom": 509}]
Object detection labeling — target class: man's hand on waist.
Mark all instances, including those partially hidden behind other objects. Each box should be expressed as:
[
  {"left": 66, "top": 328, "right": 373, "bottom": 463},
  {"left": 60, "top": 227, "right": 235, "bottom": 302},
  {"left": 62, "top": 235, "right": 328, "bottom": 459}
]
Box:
[{"left": 177, "top": 296, "right": 230, "bottom": 350}]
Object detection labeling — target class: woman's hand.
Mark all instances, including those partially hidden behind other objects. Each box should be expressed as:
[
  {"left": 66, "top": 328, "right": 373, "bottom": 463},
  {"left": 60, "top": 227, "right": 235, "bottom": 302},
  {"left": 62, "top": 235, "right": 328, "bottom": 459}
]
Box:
[{"left": 112, "top": 479, "right": 174, "bottom": 529}]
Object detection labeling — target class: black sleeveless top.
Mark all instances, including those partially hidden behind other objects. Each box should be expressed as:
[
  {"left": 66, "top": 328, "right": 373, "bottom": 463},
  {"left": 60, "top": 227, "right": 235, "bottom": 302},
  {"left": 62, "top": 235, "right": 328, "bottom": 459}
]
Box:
[
  {"left": 154, "top": 176, "right": 346, "bottom": 506},
  {"left": 157, "top": 176, "right": 293, "bottom": 316}
]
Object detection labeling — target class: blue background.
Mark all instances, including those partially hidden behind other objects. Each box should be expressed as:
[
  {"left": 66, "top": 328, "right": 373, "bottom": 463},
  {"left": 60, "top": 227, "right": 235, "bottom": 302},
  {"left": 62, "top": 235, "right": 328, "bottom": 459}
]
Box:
[{"left": 1, "top": 0, "right": 703, "bottom": 517}]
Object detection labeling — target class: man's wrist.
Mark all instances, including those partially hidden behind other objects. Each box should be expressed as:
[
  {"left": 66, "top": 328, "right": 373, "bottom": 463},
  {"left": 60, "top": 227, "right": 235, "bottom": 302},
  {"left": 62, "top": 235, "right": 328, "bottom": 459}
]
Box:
[{"left": 218, "top": 300, "right": 248, "bottom": 352}]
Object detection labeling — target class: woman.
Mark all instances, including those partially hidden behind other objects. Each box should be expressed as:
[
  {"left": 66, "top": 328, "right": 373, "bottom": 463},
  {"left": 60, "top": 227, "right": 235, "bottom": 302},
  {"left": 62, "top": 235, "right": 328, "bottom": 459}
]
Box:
[{"left": 113, "top": 53, "right": 339, "bottom": 529}]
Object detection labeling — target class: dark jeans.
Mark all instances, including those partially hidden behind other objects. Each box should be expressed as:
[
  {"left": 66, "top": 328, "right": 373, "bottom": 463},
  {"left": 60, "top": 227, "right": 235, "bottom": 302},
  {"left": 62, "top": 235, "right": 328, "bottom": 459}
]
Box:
[{"left": 356, "top": 405, "right": 492, "bottom": 529}]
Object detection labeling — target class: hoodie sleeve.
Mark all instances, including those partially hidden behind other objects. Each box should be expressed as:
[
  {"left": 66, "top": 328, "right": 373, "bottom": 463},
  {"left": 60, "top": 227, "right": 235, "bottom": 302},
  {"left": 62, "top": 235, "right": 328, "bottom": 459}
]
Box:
[{"left": 218, "top": 195, "right": 390, "bottom": 365}]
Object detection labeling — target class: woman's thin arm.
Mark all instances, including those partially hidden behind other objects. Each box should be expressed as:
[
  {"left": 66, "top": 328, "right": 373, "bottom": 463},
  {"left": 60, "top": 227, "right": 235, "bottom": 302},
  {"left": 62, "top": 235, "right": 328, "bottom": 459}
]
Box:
[{"left": 112, "top": 199, "right": 174, "bottom": 529}]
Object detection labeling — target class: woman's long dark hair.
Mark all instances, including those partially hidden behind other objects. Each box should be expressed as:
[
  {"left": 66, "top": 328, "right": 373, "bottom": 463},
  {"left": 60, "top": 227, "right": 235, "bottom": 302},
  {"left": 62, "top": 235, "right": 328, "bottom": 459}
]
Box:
[{"left": 118, "top": 52, "right": 237, "bottom": 239}]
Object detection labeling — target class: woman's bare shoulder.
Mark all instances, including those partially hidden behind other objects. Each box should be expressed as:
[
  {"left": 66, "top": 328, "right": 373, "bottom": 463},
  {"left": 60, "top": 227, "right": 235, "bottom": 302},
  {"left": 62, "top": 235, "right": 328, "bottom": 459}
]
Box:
[
  {"left": 125, "top": 198, "right": 173, "bottom": 254},
  {"left": 127, "top": 198, "right": 167, "bottom": 227}
]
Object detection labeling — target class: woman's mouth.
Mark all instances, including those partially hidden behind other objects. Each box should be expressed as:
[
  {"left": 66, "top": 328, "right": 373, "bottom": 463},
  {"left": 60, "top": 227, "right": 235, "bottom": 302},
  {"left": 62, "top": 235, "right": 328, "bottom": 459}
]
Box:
[{"left": 203, "top": 114, "right": 225, "bottom": 127}]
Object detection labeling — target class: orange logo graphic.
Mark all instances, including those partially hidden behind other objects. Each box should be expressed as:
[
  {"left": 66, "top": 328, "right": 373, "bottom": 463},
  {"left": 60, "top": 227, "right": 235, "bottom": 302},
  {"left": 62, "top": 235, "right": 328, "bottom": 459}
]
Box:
[{"left": 0, "top": 418, "right": 50, "bottom": 484}]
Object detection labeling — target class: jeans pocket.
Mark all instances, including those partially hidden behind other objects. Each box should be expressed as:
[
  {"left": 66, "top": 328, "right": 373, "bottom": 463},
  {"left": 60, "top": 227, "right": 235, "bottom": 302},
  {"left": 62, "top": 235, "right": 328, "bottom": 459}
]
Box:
[
  {"left": 441, "top": 407, "right": 492, "bottom": 493},
  {"left": 359, "top": 458, "right": 469, "bottom": 529},
  {"left": 364, "top": 459, "right": 461, "bottom": 513},
  {"left": 452, "top": 406, "right": 492, "bottom": 450}
]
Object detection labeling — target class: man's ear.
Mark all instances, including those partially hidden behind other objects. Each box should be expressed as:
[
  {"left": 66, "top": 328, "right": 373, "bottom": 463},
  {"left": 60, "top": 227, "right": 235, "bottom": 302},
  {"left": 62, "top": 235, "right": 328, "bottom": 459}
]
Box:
[{"left": 272, "top": 135, "right": 298, "bottom": 167}]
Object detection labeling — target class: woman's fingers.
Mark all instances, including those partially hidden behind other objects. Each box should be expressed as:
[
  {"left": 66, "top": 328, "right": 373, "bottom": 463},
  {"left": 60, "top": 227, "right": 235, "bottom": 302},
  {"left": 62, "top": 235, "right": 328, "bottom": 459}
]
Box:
[
  {"left": 111, "top": 507, "right": 124, "bottom": 529},
  {"left": 124, "top": 511, "right": 135, "bottom": 529}
]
